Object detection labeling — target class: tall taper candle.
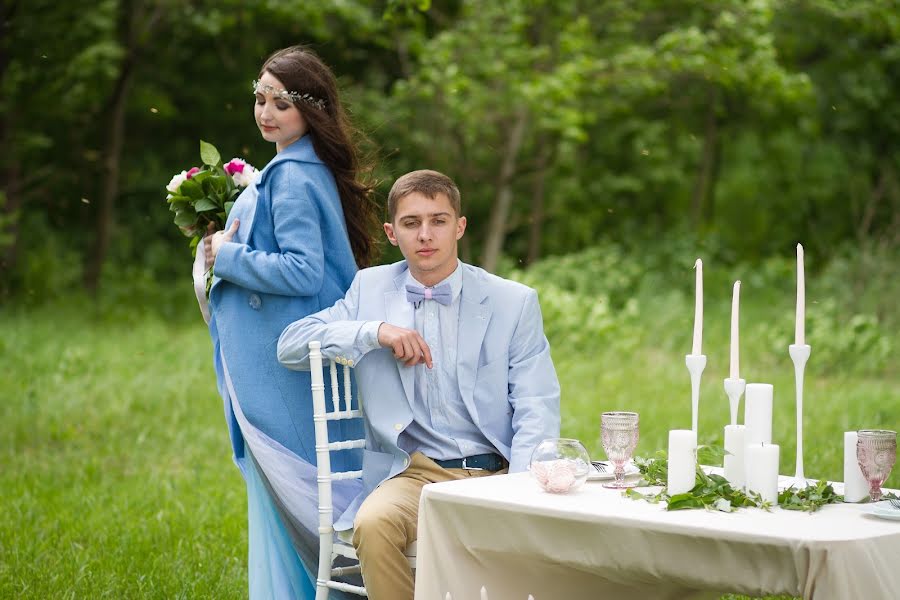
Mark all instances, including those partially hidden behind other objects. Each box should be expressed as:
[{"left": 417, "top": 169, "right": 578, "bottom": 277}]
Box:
[
  {"left": 796, "top": 244, "right": 805, "bottom": 345},
  {"left": 730, "top": 280, "right": 741, "bottom": 379},
  {"left": 692, "top": 258, "right": 703, "bottom": 355}
]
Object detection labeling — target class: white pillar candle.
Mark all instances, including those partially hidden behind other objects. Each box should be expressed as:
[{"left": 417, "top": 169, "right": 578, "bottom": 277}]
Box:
[
  {"left": 744, "top": 383, "right": 773, "bottom": 445},
  {"left": 692, "top": 259, "right": 703, "bottom": 355},
  {"left": 746, "top": 442, "right": 780, "bottom": 504},
  {"left": 724, "top": 424, "right": 746, "bottom": 488},
  {"left": 667, "top": 429, "right": 697, "bottom": 495},
  {"left": 730, "top": 280, "right": 741, "bottom": 379},
  {"left": 843, "top": 431, "right": 869, "bottom": 503},
  {"left": 795, "top": 243, "right": 805, "bottom": 345}
]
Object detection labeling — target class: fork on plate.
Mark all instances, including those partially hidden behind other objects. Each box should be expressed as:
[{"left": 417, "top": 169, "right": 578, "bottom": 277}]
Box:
[
  {"left": 888, "top": 498, "right": 900, "bottom": 510},
  {"left": 591, "top": 461, "right": 607, "bottom": 473}
]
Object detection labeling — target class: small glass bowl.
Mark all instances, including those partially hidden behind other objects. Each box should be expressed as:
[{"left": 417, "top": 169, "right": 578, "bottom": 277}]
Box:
[{"left": 529, "top": 438, "right": 591, "bottom": 494}]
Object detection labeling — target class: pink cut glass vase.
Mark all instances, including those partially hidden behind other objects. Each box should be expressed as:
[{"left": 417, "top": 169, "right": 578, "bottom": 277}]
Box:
[{"left": 856, "top": 429, "right": 897, "bottom": 502}]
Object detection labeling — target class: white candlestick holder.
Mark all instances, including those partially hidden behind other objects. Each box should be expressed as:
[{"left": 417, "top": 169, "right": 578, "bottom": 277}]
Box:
[
  {"left": 723, "top": 377, "right": 746, "bottom": 427},
  {"left": 788, "top": 344, "right": 811, "bottom": 487},
  {"left": 685, "top": 354, "right": 707, "bottom": 434}
]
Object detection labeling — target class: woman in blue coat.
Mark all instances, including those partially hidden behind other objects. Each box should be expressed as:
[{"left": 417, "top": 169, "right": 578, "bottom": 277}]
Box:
[{"left": 204, "top": 46, "right": 378, "bottom": 599}]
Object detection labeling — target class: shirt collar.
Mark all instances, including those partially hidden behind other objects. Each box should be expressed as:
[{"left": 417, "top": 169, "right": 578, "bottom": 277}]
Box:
[{"left": 406, "top": 261, "right": 463, "bottom": 303}]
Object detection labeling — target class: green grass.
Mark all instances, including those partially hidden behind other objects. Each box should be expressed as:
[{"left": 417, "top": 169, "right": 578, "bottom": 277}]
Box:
[
  {"left": 1, "top": 294, "right": 896, "bottom": 599},
  {"left": 0, "top": 304, "right": 246, "bottom": 599}
]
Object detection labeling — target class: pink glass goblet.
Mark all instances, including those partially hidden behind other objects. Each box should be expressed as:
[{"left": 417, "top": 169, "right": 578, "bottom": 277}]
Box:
[
  {"left": 856, "top": 429, "right": 897, "bottom": 502},
  {"left": 601, "top": 411, "right": 639, "bottom": 489}
]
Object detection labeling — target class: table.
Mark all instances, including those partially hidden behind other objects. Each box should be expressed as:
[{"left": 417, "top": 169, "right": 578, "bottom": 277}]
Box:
[{"left": 414, "top": 472, "right": 900, "bottom": 600}]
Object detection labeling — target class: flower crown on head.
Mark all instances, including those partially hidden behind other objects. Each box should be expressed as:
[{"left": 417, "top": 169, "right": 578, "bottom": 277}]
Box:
[{"left": 252, "top": 79, "right": 326, "bottom": 111}]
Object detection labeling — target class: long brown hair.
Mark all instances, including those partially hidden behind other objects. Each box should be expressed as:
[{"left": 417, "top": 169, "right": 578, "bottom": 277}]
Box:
[{"left": 260, "top": 46, "right": 379, "bottom": 268}]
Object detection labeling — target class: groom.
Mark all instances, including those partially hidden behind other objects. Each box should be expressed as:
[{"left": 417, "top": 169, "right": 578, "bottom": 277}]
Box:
[{"left": 277, "top": 169, "right": 560, "bottom": 600}]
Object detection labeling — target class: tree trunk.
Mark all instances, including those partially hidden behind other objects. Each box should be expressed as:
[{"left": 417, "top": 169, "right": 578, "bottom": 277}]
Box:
[
  {"left": 691, "top": 87, "right": 719, "bottom": 228},
  {"left": 83, "top": 0, "right": 162, "bottom": 292},
  {"left": 526, "top": 141, "right": 549, "bottom": 266},
  {"left": 856, "top": 159, "right": 894, "bottom": 241},
  {"left": 0, "top": 1, "right": 20, "bottom": 292},
  {"left": 481, "top": 107, "right": 528, "bottom": 272}
]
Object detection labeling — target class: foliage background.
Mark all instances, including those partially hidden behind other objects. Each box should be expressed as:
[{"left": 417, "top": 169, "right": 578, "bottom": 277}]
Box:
[{"left": 1, "top": 0, "right": 897, "bottom": 598}]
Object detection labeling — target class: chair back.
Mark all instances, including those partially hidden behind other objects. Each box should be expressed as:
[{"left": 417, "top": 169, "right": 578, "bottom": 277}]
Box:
[{"left": 309, "top": 341, "right": 367, "bottom": 599}]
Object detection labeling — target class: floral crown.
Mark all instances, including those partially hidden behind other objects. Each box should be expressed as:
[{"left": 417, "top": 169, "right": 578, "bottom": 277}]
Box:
[{"left": 252, "top": 79, "right": 326, "bottom": 111}]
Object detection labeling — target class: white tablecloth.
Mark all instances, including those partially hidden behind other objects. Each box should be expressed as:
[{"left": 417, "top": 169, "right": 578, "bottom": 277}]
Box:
[{"left": 414, "top": 472, "right": 900, "bottom": 600}]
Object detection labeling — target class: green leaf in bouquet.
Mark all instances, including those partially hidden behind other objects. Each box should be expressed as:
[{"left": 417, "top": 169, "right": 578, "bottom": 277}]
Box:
[
  {"left": 202, "top": 175, "right": 227, "bottom": 196},
  {"left": 179, "top": 178, "right": 204, "bottom": 200},
  {"left": 174, "top": 209, "right": 198, "bottom": 228},
  {"left": 224, "top": 201, "right": 235, "bottom": 217},
  {"left": 200, "top": 140, "right": 221, "bottom": 167},
  {"left": 190, "top": 170, "right": 212, "bottom": 184},
  {"left": 194, "top": 198, "right": 219, "bottom": 212},
  {"left": 168, "top": 199, "right": 190, "bottom": 213}
]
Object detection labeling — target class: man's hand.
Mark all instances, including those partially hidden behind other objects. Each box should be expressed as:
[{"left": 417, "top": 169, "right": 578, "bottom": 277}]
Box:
[
  {"left": 377, "top": 323, "right": 433, "bottom": 368},
  {"left": 209, "top": 219, "right": 240, "bottom": 265}
]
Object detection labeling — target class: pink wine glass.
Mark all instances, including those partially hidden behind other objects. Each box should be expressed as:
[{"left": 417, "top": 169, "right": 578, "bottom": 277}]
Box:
[
  {"left": 856, "top": 429, "right": 897, "bottom": 502},
  {"left": 601, "top": 411, "right": 639, "bottom": 489}
]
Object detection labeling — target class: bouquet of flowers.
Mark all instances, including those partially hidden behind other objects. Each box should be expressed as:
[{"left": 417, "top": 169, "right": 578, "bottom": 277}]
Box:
[{"left": 166, "top": 140, "right": 259, "bottom": 253}]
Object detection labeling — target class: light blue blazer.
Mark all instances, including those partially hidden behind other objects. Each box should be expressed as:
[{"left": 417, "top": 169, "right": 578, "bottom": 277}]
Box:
[
  {"left": 209, "top": 135, "right": 360, "bottom": 463},
  {"left": 277, "top": 260, "right": 561, "bottom": 530}
]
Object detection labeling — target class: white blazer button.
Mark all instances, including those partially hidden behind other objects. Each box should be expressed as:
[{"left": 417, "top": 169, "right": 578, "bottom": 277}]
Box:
[
  {"left": 394, "top": 423, "right": 403, "bottom": 431},
  {"left": 347, "top": 359, "right": 354, "bottom": 367},
  {"left": 403, "top": 457, "right": 410, "bottom": 468},
  {"left": 248, "top": 294, "right": 262, "bottom": 309}
]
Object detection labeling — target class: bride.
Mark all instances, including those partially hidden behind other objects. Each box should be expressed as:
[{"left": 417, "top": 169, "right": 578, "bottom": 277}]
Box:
[{"left": 197, "top": 45, "right": 378, "bottom": 599}]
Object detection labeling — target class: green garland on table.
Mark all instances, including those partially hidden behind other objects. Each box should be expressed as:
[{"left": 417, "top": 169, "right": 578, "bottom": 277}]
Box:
[{"left": 625, "top": 446, "right": 845, "bottom": 513}]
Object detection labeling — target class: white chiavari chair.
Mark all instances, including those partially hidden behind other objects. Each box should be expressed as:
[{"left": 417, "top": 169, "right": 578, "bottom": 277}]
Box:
[{"left": 309, "top": 341, "right": 416, "bottom": 599}]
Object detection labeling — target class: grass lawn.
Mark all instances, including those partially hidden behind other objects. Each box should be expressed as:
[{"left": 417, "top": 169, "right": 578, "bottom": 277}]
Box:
[{"left": 1, "top": 297, "right": 896, "bottom": 599}]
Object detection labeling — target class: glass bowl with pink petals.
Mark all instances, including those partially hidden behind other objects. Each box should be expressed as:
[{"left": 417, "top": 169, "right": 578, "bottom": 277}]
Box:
[{"left": 529, "top": 438, "right": 591, "bottom": 494}]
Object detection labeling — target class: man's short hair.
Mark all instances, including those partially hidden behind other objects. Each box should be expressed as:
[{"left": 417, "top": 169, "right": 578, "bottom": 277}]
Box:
[{"left": 386, "top": 170, "right": 461, "bottom": 222}]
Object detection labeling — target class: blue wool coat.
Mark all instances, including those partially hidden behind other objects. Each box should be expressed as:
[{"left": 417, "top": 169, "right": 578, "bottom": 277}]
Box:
[{"left": 209, "top": 134, "right": 359, "bottom": 463}]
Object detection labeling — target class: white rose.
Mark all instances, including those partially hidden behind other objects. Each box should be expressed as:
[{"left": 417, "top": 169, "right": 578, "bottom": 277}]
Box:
[
  {"left": 232, "top": 167, "right": 260, "bottom": 188},
  {"left": 166, "top": 171, "right": 188, "bottom": 193}
]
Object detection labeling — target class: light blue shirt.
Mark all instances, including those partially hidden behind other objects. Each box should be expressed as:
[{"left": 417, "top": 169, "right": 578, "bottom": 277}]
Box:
[{"left": 357, "top": 262, "right": 497, "bottom": 460}]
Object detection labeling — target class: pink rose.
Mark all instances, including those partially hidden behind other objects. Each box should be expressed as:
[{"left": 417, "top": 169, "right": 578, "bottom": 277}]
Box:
[
  {"left": 530, "top": 461, "right": 550, "bottom": 486},
  {"left": 224, "top": 158, "right": 247, "bottom": 175},
  {"left": 186, "top": 167, "right": 200, "bottom": 179},
  {"left": 546, "top": 461, "right": 577, "bottom": 493},
  {"left": 532, "top": 459, "right": 580, "bottom": 493}
]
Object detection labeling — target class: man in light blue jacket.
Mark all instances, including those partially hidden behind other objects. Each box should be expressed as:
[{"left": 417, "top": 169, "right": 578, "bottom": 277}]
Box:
[{"left": 277, "top": 169, "right": 560, "bottom": 600}]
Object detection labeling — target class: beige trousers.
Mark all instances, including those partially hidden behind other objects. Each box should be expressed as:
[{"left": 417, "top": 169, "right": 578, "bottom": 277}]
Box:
[{"left": 352, "top": 452, "right": 507, "bottom": 600}]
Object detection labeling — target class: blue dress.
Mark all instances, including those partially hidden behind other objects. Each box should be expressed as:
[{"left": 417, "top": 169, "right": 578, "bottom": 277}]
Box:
[{"left": 207, "top": 135, "right": 364, "bottom": 599}]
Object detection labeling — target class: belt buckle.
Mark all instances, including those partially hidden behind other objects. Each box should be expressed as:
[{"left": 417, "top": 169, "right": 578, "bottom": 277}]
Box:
[{"left": 461, "top": 457, "right": 485, "bottom": 471}]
